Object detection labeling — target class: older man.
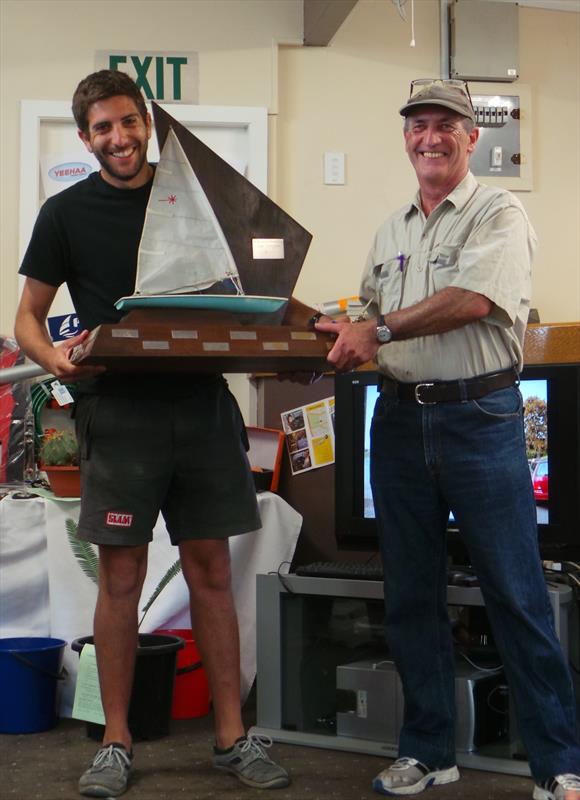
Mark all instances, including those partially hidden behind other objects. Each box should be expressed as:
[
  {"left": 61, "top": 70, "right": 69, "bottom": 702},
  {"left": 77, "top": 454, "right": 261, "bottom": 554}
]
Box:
[{"left": 316, "top": 79, "right": 580, "bottom": 800}]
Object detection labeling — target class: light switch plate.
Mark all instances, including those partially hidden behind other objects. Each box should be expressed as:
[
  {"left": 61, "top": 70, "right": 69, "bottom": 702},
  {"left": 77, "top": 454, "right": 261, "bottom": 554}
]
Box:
[{"left": 324, "top": 151, "right": 345, "bottom": 185}]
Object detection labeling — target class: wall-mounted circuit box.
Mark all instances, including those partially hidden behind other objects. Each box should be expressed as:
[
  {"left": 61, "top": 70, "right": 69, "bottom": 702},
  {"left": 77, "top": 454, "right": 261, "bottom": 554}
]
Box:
[
  {"left": 470, "top": 94, "right": 521, "bottom": 179},
  {"left": 449, "top": 0, "right": 519, "bottom": 83}
]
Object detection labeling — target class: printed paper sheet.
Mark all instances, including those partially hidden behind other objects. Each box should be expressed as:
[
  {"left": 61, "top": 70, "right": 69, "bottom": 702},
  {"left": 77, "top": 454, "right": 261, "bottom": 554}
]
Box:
[{"left": 281, "top": 396, "right": 335, "bottom": 474}]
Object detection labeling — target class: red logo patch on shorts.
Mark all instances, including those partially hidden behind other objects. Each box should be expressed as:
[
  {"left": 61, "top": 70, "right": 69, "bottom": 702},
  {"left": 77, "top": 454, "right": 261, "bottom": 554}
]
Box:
[{"left": 105, "top": 512, "right": 134, "bottom": 528}]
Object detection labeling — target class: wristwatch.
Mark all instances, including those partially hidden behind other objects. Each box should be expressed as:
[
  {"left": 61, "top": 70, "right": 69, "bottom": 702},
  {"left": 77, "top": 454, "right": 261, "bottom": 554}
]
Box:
[
  {"left": 307, "top": 311, "right": 323, "bottom": 329},
  {"left": 376, "top": 315, "right": 393, "bottom": 344}
]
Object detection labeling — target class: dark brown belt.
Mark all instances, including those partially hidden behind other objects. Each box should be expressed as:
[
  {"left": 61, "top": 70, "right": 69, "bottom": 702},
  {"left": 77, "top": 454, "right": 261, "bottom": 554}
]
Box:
[{"left": 380, "top": 368, "right": 519, "bottom": 405}]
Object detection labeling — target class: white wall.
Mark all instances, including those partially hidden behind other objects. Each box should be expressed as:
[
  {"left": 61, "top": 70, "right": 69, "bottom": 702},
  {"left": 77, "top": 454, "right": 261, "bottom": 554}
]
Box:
[
  {"left": 278, "top": 0, "right": 580, "bottom": 324},
  {"left": 2, "top": 0, "right": 579, "bottom": 342},
  {"left": 0, "top": 0, "right": 303, "bottom": 337}
]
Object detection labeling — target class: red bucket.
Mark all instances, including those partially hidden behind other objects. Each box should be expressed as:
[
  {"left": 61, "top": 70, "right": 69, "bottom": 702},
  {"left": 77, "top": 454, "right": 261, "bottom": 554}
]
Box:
[{"left": 155, "top": 629, "right": 210, "bottom": 719}]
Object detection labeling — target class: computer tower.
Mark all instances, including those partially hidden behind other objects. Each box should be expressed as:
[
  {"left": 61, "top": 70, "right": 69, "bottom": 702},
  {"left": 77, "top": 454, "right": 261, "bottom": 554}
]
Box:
[{"left": 336, "top": 658, "right": 508, "bottom": 752}]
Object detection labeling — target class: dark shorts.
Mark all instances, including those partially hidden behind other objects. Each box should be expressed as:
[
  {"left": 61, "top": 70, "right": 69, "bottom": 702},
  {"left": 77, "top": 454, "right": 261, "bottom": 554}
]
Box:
[{"left": 74, "top": 379, "right": 261, "bottom": 546}]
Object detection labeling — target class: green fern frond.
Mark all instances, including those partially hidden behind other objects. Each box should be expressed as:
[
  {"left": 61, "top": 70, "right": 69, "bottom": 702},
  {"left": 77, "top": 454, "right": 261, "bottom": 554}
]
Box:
[
  {"left": 65, "top": 517, "right": 99, "bottom": 586},
  {"left": 139, "top": 559, "right": 182, "bottom": 628},
  {"left": 65, "top": 518, "right": 182, "bottom": 625}
]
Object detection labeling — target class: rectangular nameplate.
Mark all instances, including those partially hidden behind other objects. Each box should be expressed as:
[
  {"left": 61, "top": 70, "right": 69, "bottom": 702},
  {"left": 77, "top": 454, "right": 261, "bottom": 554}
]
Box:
[
  {"left": 203, "top": 342, "right": 230, "bottom": 352},
  {"left": 230, "top": 331, "right": 258, "bottom": 341},
  {"left": 112, "top": 328, "right": 139, "bottom": 338},
  {"left": 263, "top": 342, "right": 289, "bottom": 351},
  {"left": 142, "top": 340, "right": 170, "bottom": 350},
  {"left": 291, "top": 331, "right": 317, "bottom": 341},
  {"left": 252, "top": 238, "right": 284, "bottom": 260},
  {"left": 171, "top": 330, "right": 198, "bottom": 339}
]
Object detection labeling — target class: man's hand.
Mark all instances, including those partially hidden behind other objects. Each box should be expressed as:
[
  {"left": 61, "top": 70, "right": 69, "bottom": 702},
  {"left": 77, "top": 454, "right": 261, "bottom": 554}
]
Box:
[
  {"left": 276, "top": 310, "right": 336, "bottom": 382},
  {"left": 44, "top": 330, "right": 106, "bottom": 381},
  {"left": 316, "top": 318, "right": 379, "bottom": 372},
  {"left": 15, "top": 277, "right": 105, "bottom": 382}
]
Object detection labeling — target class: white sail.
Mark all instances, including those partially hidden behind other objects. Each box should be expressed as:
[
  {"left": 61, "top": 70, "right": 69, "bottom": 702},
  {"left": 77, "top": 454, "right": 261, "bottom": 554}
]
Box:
[{"left": 135, "top": 128, "right": 240, "bottom": 296}]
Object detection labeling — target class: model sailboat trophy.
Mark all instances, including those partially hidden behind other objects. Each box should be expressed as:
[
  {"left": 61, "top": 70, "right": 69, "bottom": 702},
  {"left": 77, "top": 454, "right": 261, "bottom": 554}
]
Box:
[{"left": 72, "top": 103, "right": 333, "bottom": 373}]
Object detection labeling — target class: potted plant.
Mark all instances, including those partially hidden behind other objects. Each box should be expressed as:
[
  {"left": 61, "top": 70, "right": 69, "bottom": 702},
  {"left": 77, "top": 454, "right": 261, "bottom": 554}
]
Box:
[{"left": 39, "top": 428, "right": 81, "bottom": 497}]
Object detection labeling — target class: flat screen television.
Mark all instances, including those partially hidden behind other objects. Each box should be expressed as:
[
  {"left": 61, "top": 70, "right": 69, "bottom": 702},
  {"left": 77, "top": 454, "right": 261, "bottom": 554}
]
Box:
[{"left": 334, "top": 364, "right": 580, "bottom": 563}]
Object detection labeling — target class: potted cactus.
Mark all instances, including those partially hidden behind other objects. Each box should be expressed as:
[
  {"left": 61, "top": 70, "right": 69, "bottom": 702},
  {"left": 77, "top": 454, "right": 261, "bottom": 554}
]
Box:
[{"left": 39, "top": 428, "right": 81, "bottom": 497}]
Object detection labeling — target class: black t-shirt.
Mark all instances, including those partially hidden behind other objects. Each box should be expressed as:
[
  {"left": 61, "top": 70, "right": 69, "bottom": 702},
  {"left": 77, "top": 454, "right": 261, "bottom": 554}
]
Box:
[
  {"left": 20, "top": 171, "right": 152, "bottom": 331},
  {"left": 20, "top": 170, "right": 219, "bottom": 396}
]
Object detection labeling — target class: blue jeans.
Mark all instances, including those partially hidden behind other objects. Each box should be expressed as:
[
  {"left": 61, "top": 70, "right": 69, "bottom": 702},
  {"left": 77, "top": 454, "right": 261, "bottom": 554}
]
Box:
[{"left": 370, "top": 385, "right": 580, "bottom": 780}]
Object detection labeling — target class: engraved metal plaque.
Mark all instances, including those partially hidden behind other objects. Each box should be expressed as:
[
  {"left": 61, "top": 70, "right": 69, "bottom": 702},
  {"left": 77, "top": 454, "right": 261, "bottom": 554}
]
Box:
[
  {"left": 171, "top": 330, "right": 198, "bottom": 339},
  {"left": 112, "top": 328, "right": 139, "bottom": 338},
  {"left": 263, "top": 342, "right": 289, "bottom": 351},
  {"left": 203, "top": 342, "right": 231, "bottom": 352}
]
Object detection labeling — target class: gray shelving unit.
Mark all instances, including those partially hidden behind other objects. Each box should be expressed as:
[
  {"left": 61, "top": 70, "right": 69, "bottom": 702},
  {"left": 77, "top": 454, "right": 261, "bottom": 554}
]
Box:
[{"left": 251, "top": 573, "right": 573, "bottom": 777}]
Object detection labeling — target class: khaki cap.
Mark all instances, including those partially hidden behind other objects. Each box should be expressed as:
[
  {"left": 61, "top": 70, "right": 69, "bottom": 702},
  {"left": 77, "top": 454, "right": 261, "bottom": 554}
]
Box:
[{"left": 399, "top": 79, "right": 476, "bottom": 125}]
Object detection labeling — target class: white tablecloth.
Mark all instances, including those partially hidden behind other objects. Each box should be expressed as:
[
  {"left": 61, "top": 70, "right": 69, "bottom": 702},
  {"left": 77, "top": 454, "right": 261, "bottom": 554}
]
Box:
[{"left": 0, "top": 491, "right": 302, "bottom": 715}]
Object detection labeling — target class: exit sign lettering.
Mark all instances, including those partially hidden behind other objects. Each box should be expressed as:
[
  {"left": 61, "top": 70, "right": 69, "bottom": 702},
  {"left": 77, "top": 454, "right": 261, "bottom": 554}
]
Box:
[{"left": 95, "top": 51, "right": 198, "bottom": 103}]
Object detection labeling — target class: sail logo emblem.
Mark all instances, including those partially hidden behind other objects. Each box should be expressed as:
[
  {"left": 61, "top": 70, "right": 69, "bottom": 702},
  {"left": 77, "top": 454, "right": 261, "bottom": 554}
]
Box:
[
  {"left": 58, "top": 314, "right": 80, "bottom": 339},
  {"left": 48, "top": 162, "right": 93, "bottom": 182},
  {"left": 48, "top": 313, "right": 81, "bottom": 342},
  {"left": 159, "top": 194, "right": 177, "bottom": 204}
]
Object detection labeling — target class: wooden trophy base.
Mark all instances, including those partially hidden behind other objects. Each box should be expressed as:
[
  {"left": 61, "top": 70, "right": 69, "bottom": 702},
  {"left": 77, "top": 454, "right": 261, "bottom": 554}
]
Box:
[{"left": 70, "top": 308, "right": 335, "bottom": 374}]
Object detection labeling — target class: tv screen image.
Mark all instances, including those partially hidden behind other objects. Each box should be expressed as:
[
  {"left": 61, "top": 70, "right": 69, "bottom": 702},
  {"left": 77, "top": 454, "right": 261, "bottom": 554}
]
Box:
[
  {"left": 521, "top": 380, "right": 549, "bottom": 523},
  {"left": 335, "top": 365, "right": 580, "bottom": 561},
  {"left": 361, "top": 379, "right": 550, "bottom": 526}
]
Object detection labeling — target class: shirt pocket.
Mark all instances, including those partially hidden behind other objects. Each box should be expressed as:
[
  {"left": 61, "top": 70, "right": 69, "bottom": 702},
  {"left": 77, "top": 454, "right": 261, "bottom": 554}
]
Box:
[
  {"left": 429, "top": 244, "right": 461, "bottom": 292},
  {"left": 374, "top": 257, "right": 404, "bottom": 313}
]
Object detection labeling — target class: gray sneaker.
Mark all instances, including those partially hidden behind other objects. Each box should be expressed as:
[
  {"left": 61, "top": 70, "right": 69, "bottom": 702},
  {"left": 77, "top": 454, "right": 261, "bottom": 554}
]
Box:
[
  {"left": 533, "top": 774, "right": 580, "bottom": 800},
  {"left": 78, "top": 743, "right": 133, "bottom": 797},
  {"left": 213, "top": 734, "right": 290, "bottom": 789},
  {"left": 373, "top": 757, "right": 459, "bottom": 795}
]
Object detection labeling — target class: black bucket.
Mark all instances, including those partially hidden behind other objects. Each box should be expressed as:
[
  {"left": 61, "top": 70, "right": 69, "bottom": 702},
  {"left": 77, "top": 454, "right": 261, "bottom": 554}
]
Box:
[{"left": 71, "top": 633, "right": 184, "bottom": 741}]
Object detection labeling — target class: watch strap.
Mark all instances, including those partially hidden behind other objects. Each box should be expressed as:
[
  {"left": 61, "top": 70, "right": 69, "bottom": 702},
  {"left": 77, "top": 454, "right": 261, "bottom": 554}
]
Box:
[{"left": 307, "top": 311, "right": 323, "bottom": 329}]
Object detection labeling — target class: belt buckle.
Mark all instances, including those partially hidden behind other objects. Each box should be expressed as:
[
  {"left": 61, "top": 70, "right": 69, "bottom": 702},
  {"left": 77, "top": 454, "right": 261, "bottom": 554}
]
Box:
[{"left": 414, "top": 382, "right": 436, "bottom": 405}]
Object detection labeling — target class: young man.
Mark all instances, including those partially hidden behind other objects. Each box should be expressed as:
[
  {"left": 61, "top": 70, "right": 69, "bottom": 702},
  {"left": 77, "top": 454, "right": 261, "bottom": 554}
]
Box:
[
  {"left": 15, "top": 70, "right": 289, "bottom": 798},
  {"left": 316, "top": 79, "right": 580, "bottom": 800}
]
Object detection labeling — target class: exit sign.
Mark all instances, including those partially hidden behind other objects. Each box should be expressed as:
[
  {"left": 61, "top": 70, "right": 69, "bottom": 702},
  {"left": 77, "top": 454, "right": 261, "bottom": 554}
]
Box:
[{"left": 95, "top": 51, "right": 198, "bottom": 103}]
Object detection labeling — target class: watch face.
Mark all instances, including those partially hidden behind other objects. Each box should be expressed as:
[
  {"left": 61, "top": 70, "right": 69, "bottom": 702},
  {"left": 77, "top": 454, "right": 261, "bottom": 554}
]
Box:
[{"left": 377, "top": 316, "right": 393, "bottom": 344}]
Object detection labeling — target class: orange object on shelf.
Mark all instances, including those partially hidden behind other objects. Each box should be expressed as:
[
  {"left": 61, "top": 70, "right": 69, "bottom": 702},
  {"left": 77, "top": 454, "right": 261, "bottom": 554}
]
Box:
[{"left": 247, "top": 426, "right": 284, "bottom": 493}]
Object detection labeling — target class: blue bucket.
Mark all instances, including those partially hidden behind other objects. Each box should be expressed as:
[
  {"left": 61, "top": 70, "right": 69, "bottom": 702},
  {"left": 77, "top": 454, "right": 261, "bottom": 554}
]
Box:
[{"left": 0, "top": 637, "right": 66, "bottom": 733}]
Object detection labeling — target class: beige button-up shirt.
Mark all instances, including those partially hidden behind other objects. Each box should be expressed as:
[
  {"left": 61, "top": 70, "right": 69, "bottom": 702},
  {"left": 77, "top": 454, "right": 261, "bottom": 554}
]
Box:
[{"left": 359, "top": 171, "right": 537, "bottom": 382}]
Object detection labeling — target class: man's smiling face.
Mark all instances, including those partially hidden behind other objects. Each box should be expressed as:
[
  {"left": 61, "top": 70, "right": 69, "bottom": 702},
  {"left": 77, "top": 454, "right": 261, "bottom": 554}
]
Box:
[
  {"left": 404, "top": 105, "right": 478, "bottom": 194},
  {"left": 79, "top": 95, "right": 152, "bottom": 189}
]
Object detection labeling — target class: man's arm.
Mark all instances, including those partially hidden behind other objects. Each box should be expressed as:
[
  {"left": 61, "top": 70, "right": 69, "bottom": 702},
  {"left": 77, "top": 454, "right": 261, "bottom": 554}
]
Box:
[
  {"left": 316, "top": 286, "right": 492, "bottom": 372},
  {"left": 14, "top": 277, "right": 105, "bottom": 380}
]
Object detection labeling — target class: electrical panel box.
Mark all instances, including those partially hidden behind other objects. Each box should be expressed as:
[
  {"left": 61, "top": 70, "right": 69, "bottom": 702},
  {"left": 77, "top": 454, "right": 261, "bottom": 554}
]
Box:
[
  {"left": 449, "top": 0, "right": 519, "bottom": 82},
  {"left": 470, "top": 94, "right": 521, "bottom": 179}
]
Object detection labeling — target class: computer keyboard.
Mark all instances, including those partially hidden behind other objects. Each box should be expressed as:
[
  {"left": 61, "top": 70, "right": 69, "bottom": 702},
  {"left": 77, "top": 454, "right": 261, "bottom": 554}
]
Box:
[
  {"left": 294, "top": 561, "right": 384, "bottom": 580},
  {"left": 295, "top": 562, "right": 481, "bottom": 586}
]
